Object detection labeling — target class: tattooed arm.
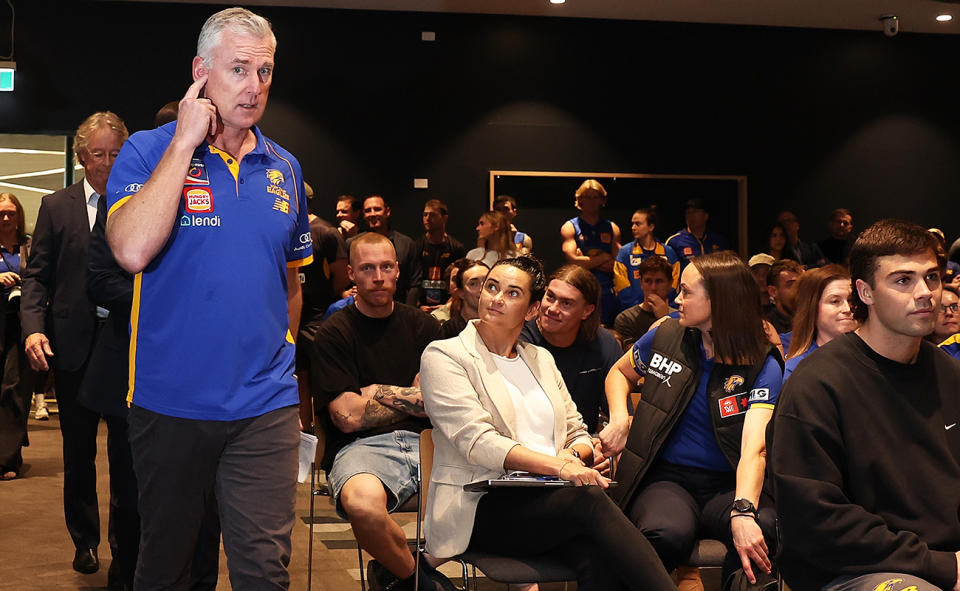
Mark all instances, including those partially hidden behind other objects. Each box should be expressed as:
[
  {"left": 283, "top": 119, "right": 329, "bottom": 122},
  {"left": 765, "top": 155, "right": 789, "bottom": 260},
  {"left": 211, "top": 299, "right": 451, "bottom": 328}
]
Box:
[
  {"left": 328, "top": 390, "right": 406, "bottom": 433},
  {"left": 366, "top": 384, "right": 427, "bottom": 418},
  {"left": 327, "top": 383, "right": 425, "bottom": 433}
]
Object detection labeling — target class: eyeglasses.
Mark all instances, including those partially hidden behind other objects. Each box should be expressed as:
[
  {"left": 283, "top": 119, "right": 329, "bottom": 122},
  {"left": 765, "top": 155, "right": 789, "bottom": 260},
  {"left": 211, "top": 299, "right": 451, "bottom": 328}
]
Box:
[{"left": 941, "top": 303, "right": 959, "bottom": 313}]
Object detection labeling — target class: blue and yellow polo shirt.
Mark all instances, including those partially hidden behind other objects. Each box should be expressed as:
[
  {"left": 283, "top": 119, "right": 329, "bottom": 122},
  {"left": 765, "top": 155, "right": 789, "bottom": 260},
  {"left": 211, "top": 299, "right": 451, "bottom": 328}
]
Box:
[
  {"left": 939, "top": 333, "right": 960, "bottom": 362},
  {"left": 106, "top": 122, "right": 313, "bottom": 421},
  {"left": 612, "top": 239, "right": 680, "bottom": 308},
  {"left": 665, "top": 229, "right": 729, "bottom": 270}
]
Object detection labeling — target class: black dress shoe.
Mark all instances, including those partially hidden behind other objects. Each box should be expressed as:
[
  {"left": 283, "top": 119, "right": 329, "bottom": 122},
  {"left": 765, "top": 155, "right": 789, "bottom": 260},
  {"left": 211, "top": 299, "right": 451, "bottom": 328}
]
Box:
[{"left": 72, "top": 547, "right": 99, "bottom": 574}]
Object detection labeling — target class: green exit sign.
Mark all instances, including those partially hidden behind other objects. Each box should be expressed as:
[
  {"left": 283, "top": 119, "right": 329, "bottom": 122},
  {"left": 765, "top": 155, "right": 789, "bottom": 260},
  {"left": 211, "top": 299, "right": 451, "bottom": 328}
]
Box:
[{"left": 0, "top": 62, "right": 15, "bottom": 92}]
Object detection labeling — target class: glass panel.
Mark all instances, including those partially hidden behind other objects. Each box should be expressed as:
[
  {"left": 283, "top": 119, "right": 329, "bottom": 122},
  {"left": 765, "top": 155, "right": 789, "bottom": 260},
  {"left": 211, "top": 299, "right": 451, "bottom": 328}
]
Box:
[{"left": 0, "top": 133, "right": 70, "bottom": 235}]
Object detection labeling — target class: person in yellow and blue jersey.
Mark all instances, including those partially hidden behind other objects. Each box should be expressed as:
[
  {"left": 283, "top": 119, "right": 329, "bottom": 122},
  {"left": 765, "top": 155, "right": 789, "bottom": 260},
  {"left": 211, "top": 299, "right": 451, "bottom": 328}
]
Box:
[
  {"left": 104, "top": 8, "right": 312, "bottom": 589},
  {"left": 613, "top": 207, "right": 680, "bottom": 309}
]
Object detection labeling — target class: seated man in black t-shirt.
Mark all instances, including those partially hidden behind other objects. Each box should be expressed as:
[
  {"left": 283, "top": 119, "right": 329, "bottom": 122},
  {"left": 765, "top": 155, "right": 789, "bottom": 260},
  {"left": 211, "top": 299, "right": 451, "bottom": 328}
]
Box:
[
  {"left": 614, "top": 256, "right": 676, "bottom": 351},
  {"left": 310, "top": 232, "right": 444, "bottom": 590},
  {"left": 769, "top": 219, "right": 960, "bottom": 591},
  {"left": 519, "top": 265, "right": 622, "bottom": 433}
]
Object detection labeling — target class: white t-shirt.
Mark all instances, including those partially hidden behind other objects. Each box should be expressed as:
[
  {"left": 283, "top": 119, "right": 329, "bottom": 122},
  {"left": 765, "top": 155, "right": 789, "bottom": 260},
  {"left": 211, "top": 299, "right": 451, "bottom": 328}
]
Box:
[
  {"left": 490, "top": 352, "right": 556, "bottom": 457},
  {"left": 466, "top": 247, "right": 500, "bottom": 268}
]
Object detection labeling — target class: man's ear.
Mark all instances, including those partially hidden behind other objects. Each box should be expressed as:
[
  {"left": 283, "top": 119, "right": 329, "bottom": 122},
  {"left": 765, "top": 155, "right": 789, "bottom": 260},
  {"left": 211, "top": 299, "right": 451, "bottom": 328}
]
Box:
[
  {"left": 192, "top": 56, "right": 206, "bottom": 81},
  {"left": 766, "top": 285, "right": 777, "bottom": 300},
  {"left": 855, "top": 278, "right": 873, "bottom": 306},
  {"left": 347, "top": 264, "right": 355, "bottom": 284}
]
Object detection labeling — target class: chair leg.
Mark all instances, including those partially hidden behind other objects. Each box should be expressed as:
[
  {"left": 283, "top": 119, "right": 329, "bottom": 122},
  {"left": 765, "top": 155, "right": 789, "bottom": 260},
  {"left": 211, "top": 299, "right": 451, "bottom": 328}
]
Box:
[
  {"left": 358, "top": 546, "right": 366, "bottom": 591},
  {"left": 308, "top": 462, "right": 315, "bottom": 591}
]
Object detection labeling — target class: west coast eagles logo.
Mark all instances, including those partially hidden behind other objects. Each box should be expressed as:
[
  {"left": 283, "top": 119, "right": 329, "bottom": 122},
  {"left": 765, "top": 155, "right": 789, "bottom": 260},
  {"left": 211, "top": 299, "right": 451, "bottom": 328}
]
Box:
[
  {"left": 266, "top": 169, "right": 285, "bottom": 186},
  {"left": 265, "top": 169, "right": 291, "bottom": 208},
  {"left": 723, "top": 375, "right": 744, "bottom": 393}
]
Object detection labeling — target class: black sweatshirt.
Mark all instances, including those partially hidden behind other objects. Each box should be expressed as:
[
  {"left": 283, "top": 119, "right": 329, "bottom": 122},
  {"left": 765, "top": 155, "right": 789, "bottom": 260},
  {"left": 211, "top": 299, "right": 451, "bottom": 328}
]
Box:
[{"left": 769, "top": 332, "right": 960, "bottom": 591}]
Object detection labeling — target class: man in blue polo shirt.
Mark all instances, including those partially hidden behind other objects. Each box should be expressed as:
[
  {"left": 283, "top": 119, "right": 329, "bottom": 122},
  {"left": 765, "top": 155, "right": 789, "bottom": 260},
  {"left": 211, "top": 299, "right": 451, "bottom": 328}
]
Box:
[
  {"left": 105, "top": 8, "right": 311, "bottom": 589},
  {"left": 665, "top": 198, "right": 729, "bottom": 270}
]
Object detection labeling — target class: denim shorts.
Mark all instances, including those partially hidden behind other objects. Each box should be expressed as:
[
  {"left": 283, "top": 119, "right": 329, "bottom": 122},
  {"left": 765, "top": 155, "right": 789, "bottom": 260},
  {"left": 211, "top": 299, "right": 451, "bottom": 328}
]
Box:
[{"left": 327, "top": 430, "right": 420, "bottom": 519}]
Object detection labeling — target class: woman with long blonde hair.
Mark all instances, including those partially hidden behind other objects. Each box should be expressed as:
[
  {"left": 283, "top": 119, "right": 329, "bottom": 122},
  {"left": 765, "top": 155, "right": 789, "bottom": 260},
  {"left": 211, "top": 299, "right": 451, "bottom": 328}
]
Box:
[{"left": 467, "top": 210, "right": 516, "bottom": 267}]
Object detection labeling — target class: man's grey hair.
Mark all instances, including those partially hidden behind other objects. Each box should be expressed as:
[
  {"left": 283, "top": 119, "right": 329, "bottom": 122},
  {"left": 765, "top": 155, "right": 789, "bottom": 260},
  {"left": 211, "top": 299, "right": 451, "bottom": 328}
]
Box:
[{"left": 197, "top": 7, "right": 276, "bottom": 68}]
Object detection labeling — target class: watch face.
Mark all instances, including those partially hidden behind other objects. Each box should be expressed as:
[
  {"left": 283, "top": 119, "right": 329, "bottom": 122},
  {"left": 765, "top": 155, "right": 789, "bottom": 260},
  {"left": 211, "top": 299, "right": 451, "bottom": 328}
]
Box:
[{"left": 733, "top": 499, "right": 755, "bottom": 513}]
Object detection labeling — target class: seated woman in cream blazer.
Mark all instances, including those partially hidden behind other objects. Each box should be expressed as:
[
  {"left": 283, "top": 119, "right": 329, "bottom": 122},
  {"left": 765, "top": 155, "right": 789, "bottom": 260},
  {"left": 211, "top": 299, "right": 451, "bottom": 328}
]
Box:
[{"left": 420, "top": 256, "right": 674, "bottom": 591}]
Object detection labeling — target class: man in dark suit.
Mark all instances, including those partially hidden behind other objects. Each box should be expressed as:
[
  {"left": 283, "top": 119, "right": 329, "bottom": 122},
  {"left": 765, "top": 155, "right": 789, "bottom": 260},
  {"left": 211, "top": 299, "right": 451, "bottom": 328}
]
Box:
[{"left": 21, "top": 111, "right": 129, "bottom": 579}]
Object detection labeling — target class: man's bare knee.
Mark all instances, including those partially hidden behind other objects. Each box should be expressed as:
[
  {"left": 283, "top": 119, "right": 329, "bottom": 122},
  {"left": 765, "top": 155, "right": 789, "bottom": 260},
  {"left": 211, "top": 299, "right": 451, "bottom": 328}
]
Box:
[{"left": 339, "top": 473, "right": 390, "bottom": 524}]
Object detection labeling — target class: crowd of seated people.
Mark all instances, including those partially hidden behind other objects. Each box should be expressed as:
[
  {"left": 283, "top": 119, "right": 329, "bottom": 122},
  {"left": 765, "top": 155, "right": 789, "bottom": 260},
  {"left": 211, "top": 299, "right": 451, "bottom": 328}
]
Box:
[
  {"left": 4, "top": 124, "right": 960, "bottom": 591},
  {"left": 302, "top": 189, "right": 960, "bottom": 591}
]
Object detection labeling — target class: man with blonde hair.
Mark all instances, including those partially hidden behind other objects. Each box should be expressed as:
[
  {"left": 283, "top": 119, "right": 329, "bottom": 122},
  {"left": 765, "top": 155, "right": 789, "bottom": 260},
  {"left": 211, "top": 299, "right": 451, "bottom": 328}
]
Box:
[
  {"left": 22, "top": 111, "right": 136, "bottom": 584},
  {"left": 105, "top": 7, "right": 311, "bottom": 589}
]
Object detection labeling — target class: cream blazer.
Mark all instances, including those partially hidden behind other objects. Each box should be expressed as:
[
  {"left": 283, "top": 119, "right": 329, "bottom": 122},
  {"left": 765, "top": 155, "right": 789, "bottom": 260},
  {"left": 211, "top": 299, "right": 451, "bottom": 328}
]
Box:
[{"left": 420, "top": 320, "right": 593, "bottom": 558}]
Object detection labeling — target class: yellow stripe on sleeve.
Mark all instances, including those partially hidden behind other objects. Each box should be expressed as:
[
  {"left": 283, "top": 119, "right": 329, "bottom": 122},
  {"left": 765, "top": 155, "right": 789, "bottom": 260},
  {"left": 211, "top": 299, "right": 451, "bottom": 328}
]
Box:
[
  {"left": 287, "top": 254, "right": 313, "bottom": 269},
  {"left": 108, "top": 195, "right": 134, "bottom": 219}
]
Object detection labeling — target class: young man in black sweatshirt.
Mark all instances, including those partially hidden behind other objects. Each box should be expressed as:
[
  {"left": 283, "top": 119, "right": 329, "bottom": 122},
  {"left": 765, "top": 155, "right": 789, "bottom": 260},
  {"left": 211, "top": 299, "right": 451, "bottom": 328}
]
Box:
[{"left": 769, "top": 219, "right": 960, "bottom": 591}]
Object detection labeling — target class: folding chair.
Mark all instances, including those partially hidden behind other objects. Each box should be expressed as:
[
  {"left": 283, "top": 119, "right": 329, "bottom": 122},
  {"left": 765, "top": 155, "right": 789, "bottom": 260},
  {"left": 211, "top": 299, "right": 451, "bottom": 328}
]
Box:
[{"left": 415, "top": 429, "right": 576, "bottom": 591}]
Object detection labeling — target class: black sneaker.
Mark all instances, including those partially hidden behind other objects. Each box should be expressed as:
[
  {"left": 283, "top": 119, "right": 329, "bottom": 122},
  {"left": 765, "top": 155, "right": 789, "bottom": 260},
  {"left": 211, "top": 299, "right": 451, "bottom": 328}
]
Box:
[
  {"left": 366, "top": 559, "right": 414, "bottom": 591},
  {"left": 416, "top": 553, "right": 458, "bottom": 591}
]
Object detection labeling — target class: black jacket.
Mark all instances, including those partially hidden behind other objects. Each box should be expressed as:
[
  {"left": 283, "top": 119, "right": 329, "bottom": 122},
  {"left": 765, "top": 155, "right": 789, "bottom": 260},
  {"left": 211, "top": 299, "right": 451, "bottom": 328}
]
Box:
[
  {"left": 21, "top": 181, "right": 98, "bottom": 371},
  {"left": 78, "top": 197, "right": 133, "bottom": 417}
]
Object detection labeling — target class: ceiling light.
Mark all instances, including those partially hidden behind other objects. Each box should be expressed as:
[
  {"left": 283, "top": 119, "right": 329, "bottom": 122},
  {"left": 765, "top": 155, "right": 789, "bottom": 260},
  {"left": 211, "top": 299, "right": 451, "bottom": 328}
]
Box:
[
  {"left": 936, "top": 14, "right": 953, "bottom": 21},
  {"left": 550, "top": 0, "right": 565, "bottom": 4}
]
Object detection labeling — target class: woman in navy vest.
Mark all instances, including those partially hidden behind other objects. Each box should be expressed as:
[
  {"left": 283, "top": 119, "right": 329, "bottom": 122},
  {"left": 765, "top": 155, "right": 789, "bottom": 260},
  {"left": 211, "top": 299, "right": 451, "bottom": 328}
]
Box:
[{"left": 600, "top": 251, "right": 783, "bottom": 585}]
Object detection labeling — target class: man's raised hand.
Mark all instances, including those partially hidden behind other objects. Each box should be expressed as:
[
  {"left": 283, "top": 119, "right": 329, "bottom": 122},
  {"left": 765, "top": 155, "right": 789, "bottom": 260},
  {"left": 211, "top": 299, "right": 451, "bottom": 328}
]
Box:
[{"left": 174, "top": 75, "right": 220, "bottom": 148}]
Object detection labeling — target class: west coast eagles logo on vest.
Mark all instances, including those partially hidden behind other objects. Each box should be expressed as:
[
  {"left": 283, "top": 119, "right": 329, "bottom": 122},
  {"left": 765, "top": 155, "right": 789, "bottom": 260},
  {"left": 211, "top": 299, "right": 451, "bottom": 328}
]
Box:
[{"left": 609, "top": 318, "right": 782, "bottom": 509}]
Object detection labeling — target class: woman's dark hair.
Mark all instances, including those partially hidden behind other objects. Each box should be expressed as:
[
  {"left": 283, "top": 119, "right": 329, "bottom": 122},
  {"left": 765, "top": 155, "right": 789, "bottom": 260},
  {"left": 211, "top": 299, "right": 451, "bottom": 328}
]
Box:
[
  {"left": 691, "top": 251, "right": 768, "bottom": 365},
  {"left": 491, "top": 255, "right": 546, "bottom": 306},
  {"left": 633, "top": 207, "right": 658, "bottom": 230},
  {"left": 849, "top": 219, "right": 945, "bottom": 323},
  {"left": 548, "top": 265, "right": 601, "bottom": 341},
  {"left": 787, "top": 265, "right": 851, "bottom": 359},
  {"left": 766, "top": 223, "right": 790, "bottom": 255}
]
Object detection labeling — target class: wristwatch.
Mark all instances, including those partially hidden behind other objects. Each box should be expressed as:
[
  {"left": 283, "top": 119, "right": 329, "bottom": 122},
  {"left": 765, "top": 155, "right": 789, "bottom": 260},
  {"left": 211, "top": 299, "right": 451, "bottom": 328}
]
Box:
[
  {"left": 732, "top": 498, "right": 758, "bottom": 517},
  {"left": 569, "top": 447, "right": 582, "bottom": 461}
]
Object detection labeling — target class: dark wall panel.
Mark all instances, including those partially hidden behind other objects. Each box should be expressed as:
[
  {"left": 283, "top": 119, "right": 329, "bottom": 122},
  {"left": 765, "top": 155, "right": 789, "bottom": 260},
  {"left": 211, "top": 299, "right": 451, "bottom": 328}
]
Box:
[{"left": 2, "top": 1, "right": 959, "bottom": 257}]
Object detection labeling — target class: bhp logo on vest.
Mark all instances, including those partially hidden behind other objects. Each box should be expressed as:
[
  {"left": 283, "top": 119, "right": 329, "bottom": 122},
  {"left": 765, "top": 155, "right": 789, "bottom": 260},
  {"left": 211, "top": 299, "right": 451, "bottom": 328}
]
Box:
[{"left": 648, "top": 353, "right": 683, "bottom": 387}]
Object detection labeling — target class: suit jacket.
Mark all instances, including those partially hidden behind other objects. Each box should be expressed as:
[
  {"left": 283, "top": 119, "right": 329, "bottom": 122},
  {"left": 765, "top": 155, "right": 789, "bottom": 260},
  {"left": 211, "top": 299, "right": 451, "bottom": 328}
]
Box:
[
  {"left": 420, "top": 320, "right": 593, "bottom": 558},
  {"left": 78, "top": 197, "right": 133, "bottom": 416},
  {"left": 21, "top": 181, "right": 98, "bottom": 372}
]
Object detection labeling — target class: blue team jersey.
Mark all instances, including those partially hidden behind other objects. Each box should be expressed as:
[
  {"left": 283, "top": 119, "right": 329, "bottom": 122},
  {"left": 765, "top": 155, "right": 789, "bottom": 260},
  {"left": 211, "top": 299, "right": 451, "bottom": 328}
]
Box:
[
  {"left": 612, "top": 239, "right": 680, "bottom": 308},
  {"left": 939, "top": 334, "right": 960, "bottom": 362},
  {"left": 569, "top": 216, "right": 616, "bottom": 293},
  {"left": 631, "top": 325, "right": 782, "bottom": 471},
  {"left": 783, "top": 340, "right": 817, "bottom": 382},
  {"left": 665, "top": 229, "right": 729, "bottom": 269},
  {"left": 106, "top": 122, "right": 313, "bottom": 420}
]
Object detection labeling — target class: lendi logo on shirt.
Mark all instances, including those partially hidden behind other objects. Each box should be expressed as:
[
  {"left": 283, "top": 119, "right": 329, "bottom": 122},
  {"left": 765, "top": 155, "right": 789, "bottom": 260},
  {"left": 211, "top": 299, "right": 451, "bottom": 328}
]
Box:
[
  {"left": 180, "top": 214, "right": 221, "bottom": 228},
  {"left": 648, "top": 352, "right": 684, "bottom": 387}
]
